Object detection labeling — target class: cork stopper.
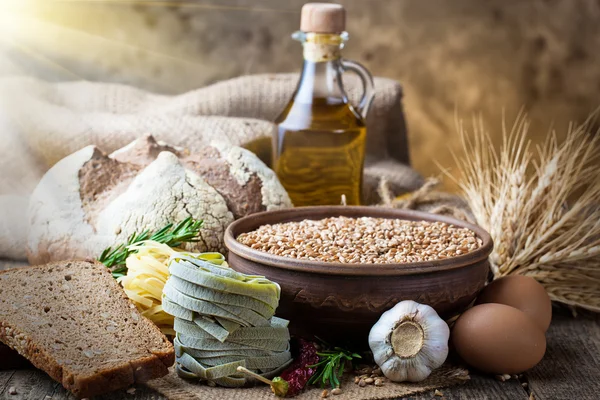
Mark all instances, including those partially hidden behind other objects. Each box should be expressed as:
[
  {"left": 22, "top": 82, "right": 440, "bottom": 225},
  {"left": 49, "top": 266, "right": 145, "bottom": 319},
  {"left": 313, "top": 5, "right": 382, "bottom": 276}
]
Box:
[{"left": 300, "top": 3, "right": 346, "bottom": 33}]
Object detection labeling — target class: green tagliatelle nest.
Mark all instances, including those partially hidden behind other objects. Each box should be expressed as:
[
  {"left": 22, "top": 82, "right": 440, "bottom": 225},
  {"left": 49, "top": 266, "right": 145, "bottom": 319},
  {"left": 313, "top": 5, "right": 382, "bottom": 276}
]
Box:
[{"left": 162, "top": 254, "right": 293, "bottom": 387}]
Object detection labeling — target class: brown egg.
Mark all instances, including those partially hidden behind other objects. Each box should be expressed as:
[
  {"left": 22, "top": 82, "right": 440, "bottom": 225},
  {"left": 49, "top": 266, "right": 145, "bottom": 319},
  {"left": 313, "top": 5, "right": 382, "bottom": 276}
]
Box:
[
  {"left": 476, "top": 275, "right": 552, "bottom": 332},
  {"left": 452, "top": 303, "right": 546, "bottom": 374}
]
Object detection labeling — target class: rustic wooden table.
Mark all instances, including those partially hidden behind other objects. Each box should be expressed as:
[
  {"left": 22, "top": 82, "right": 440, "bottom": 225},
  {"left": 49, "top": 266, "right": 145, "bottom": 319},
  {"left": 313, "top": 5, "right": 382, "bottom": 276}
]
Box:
[{"left": 1, "top": 260, "right": 598, "bottom": 400}]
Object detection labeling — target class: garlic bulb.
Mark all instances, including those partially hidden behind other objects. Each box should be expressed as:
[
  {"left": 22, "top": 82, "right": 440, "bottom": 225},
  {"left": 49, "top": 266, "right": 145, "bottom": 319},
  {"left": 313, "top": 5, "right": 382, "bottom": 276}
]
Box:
[{"left": 369, "top": 300, "right": 449, "bottom": 382}]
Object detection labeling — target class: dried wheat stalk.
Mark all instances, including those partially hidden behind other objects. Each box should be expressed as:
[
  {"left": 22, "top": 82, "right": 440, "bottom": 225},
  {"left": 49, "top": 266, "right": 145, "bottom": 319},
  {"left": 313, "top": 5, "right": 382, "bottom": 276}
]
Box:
[{"left": 452, "top": 112, "right": 600, "bottom": 312}]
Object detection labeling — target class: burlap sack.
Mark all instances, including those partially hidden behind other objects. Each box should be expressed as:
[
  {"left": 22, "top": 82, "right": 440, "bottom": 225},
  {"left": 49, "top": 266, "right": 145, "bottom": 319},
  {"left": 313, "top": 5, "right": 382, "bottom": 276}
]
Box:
[
  {"left": 0, "top": 74, "right": 423, "bottom": 259},
  {"left": 146, "top": 365, "right": 469, "bottom": 400}
]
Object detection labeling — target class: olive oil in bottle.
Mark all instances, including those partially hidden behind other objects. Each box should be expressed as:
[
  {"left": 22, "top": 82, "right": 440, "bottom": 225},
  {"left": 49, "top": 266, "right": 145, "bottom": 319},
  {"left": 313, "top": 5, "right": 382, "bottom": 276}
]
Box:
[{"left": 273, "top": 3, "right": 374, "bottom": 206}]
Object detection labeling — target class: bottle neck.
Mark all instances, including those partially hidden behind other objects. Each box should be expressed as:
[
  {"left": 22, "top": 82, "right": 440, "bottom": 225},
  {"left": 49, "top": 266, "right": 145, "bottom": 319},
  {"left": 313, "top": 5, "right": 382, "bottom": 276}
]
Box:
[
  {"left": 293, "top": 32, "right": 348, "bottom": 104},
  {"left": 302, "top": 33, "right": 343, "bottom": 62},
  {"left": 294, "top": 59, "right": 346, "bottom": 104}
]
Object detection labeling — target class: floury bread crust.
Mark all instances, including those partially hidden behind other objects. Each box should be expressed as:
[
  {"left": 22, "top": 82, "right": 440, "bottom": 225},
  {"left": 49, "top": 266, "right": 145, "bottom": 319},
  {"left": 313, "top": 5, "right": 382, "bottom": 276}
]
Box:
[
  {"left": 27, "top": 145, "right": 232, "bottom": 264},
  {"left": 27, "top": 135, "right": 292, "bottom": 265},
  {"left": 0, "top": 260, "right": 174, "bottom": 398},
  {"left": 112, "top": 135, "right": 292, "bottom": 219}
]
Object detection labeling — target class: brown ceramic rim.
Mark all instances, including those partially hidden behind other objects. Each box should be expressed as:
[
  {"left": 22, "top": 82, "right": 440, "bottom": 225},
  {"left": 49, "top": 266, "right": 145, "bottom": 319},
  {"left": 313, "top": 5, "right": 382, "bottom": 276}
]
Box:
[{"left": 224, "top": 206, "right": 493, "bottom": 276}]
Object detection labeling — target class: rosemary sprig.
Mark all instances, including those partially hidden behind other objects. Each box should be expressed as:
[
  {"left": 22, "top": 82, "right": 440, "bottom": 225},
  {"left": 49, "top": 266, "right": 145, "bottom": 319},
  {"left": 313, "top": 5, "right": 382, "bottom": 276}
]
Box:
[
  {"left": 98, "top": 217, "right": 203, "bottom": 278},
  {"left": 308, "top": 347, "right": 361, "bottom": 389}
]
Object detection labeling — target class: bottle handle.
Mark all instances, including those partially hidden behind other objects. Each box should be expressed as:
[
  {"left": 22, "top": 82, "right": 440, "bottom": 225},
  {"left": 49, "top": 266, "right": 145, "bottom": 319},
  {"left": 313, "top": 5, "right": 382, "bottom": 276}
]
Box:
[{"left": 340, "top": 59, "right": 375, "bottom": 119}]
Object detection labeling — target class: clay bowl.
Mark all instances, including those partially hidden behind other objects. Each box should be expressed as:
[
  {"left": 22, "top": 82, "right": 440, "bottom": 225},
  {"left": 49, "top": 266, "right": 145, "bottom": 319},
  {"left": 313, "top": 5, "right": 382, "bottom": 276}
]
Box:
[{"left": 224, "top": 206, "right": 493, "bottom": 345}]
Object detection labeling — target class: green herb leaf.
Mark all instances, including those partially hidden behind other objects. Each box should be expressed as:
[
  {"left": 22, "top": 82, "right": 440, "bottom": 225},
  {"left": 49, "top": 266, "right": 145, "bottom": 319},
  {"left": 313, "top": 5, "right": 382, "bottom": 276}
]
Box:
[
  {"left": 308, "top": 346, "right": 361, "bottom": 389},
  {"left": 98, "top": 217, "right": 204, "bottom": 278}
]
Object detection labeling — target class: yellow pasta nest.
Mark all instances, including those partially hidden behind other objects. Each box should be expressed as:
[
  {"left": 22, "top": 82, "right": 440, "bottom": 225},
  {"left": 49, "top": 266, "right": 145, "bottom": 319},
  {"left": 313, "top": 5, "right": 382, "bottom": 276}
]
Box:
[{"left": 118, "top": 241, "right": 227, "bottom": 336}]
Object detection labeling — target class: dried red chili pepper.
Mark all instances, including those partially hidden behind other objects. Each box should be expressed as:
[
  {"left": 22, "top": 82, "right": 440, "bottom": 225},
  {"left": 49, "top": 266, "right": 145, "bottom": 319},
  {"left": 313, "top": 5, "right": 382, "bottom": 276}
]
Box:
[
  {"left": 278, "top": 339, "right": 319, "bottom": 396},
  {"left": 237, "top": 339, "right": 319, "bottom": 397}
]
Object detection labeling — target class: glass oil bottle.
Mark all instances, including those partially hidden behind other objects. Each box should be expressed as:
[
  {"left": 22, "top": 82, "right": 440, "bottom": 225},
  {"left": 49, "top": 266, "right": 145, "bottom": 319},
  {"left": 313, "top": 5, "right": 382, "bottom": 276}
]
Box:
[{"left": 273, "top": 3, "right": 375, "bottom": 206}]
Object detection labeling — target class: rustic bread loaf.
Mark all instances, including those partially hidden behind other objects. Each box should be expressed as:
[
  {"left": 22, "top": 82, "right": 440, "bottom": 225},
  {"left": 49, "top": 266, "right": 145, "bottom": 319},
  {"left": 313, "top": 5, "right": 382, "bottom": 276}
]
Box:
[
  {"left": 0, "top": 260, "right": 175, "bottom": 398},
  {"left": 27, "top": 135, "right": 292, "bottom": 265}
]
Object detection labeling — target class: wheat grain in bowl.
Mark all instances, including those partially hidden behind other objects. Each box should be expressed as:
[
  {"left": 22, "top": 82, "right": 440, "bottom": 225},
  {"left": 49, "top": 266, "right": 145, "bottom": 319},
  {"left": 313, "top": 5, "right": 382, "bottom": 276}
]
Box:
[{"left": 236, "top": 216, "right": 483, "bottom": 264}]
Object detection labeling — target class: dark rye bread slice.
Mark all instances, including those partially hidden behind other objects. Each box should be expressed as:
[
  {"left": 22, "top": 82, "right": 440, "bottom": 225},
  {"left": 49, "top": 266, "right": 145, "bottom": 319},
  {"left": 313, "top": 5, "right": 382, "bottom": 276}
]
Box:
[{"left": 0, "top": 260, "right": 174, "bottom": 398}]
